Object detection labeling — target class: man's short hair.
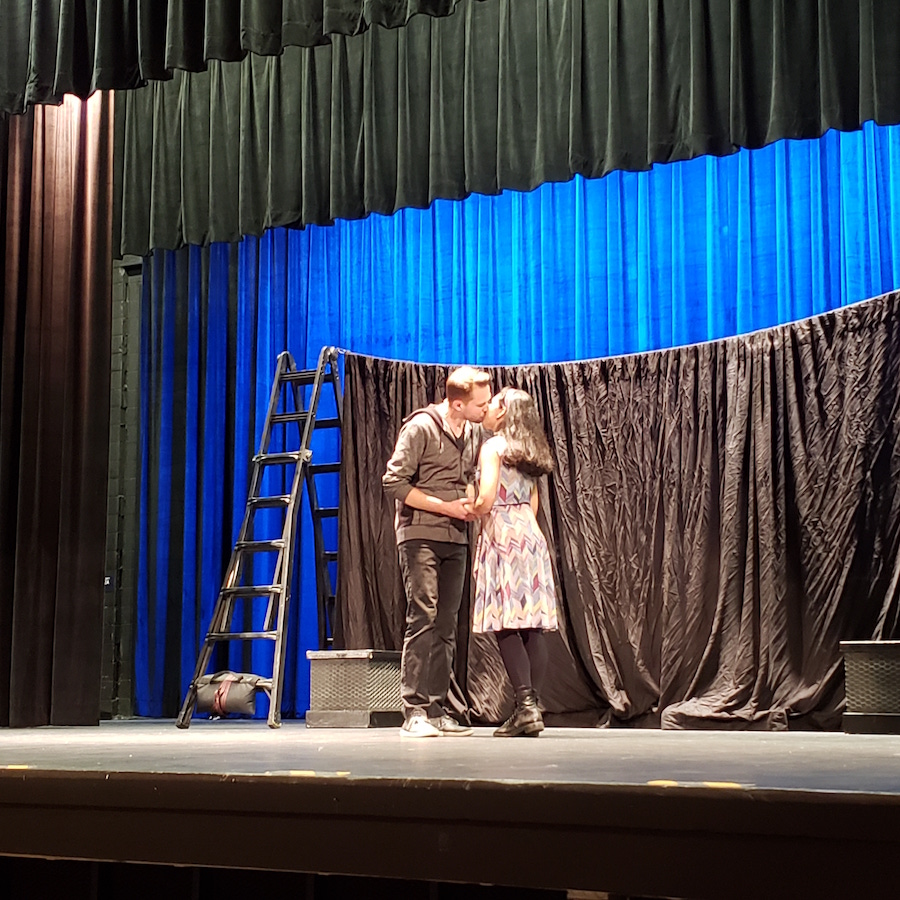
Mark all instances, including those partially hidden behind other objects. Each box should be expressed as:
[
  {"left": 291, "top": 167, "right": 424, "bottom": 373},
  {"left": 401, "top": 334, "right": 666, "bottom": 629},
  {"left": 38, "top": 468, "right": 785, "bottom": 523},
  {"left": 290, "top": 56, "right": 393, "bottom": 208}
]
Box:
[{"left": 446, "top": 366, "right": 491, "bottom": 403}]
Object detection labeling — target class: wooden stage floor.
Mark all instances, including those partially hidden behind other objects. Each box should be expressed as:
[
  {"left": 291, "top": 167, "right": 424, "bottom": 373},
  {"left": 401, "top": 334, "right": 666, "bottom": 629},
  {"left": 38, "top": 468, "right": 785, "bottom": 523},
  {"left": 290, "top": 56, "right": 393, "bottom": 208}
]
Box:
[{"left": 1, "top": 720, "right": 899, "bottom": 899}]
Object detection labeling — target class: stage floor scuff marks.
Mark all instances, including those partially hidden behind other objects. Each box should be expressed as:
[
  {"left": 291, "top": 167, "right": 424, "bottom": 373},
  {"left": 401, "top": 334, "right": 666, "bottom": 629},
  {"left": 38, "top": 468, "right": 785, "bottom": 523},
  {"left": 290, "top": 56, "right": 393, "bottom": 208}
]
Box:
[
  {"left": 0, "top": 719, "right": 899, "bottom": 793},
  {"left": 2, "top": 721, "right": 900, "bottom": 899}
]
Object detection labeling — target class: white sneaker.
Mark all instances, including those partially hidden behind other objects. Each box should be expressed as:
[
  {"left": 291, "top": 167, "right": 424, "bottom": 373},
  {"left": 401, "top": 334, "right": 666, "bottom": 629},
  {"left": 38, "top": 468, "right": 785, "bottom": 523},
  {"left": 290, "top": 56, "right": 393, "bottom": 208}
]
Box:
[
  {"left": 400, "top": 715, "right": 441, "bottom": 738},
  {"left": 435, "top": 715, "right": 473, "bottom": 736}
]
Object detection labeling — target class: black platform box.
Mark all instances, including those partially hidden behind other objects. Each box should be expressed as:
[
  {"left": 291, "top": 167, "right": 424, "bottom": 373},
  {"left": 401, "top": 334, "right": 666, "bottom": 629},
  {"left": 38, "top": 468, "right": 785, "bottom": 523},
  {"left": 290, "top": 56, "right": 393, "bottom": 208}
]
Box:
[
  {"left": 840, "top": 640, "right": 900, "bottom": 734},
  {"left": 305, "top": 649, "right": 402, "bottom": 727}
]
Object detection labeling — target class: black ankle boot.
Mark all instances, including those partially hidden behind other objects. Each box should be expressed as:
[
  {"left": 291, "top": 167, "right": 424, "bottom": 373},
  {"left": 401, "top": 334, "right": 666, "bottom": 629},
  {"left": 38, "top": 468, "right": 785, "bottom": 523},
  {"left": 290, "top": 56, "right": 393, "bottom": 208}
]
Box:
[{"left": 493, "top": 689, "right": 544, "bottom": 737}]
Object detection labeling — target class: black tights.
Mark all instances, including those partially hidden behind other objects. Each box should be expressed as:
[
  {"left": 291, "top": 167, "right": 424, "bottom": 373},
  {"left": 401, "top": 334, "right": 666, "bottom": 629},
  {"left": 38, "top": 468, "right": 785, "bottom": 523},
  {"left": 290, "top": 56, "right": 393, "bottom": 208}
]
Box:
[{"left": 495, "top": 629, "right": 548, "bottom": 700}]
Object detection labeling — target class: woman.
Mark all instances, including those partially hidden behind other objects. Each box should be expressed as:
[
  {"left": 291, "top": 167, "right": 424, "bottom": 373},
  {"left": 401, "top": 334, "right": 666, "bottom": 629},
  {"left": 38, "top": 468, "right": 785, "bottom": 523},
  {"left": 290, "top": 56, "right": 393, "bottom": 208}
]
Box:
[{"left": 470, "top": 387, "right": 557, "bottom": 737}]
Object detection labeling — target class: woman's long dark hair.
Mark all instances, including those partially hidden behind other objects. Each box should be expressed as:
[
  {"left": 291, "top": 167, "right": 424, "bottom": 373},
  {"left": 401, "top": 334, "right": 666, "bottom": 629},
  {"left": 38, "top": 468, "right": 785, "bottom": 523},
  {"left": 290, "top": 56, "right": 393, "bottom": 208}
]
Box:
[{"left": 497, "top": 388, "right": 554, "bottom": 477}]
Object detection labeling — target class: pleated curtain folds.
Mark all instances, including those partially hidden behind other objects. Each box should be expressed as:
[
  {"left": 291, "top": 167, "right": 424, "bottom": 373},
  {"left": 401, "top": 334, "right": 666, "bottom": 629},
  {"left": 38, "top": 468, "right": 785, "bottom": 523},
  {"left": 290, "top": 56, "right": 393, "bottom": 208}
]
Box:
[
  {"left": 136, "top": 117, "right": 900, "bottom": 721},
  {"left": 0, "top": 94, "right": 114, "bottom": 727},
  {"left": 338, "top": 294, "right": 900, "bottom": 728},
  {"left": 0, "top": 1, "right": 471, "bottom": 114},
  {"left": 116, "top": 0, "right": 900, "bottom": 255}
]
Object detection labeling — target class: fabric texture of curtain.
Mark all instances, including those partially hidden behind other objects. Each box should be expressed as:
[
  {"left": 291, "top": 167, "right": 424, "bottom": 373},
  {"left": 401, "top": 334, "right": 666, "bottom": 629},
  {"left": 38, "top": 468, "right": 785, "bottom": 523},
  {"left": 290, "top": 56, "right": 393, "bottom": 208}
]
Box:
[
  {"left": 117, "top": 0, "right": 900, "bottom": 255},
  {"left": 137, "top": 122, "right": 900, "bottom": 721},
  {"left": 0, "top": 1, "right": 469, "bottom": 115},
  {"left": 338, "top": 292, "right": 900, "bottom": 729},
  {"left": 136, "top": 240, "right": 341, "bottom": 717},
  {"left": 0, "top": 94, "right": 114, "bottom": 727}
]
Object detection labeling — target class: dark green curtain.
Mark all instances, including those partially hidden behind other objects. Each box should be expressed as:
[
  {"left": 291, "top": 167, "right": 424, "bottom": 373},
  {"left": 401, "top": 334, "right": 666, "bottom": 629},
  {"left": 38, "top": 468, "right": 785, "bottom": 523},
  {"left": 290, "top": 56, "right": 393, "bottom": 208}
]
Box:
[
  {"left": 117, "top": 0, "right": 900, "bottom": 255},
  {"left": 0, "top": 1, "right": 469, "bottom": 115}
]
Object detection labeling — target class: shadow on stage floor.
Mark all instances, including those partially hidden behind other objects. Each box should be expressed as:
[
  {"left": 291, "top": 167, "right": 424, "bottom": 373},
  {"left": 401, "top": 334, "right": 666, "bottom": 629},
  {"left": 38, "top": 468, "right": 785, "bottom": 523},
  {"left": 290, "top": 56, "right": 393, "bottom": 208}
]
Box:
[{"left": 1, "top": 720, "right": 899, "bottom": 900}]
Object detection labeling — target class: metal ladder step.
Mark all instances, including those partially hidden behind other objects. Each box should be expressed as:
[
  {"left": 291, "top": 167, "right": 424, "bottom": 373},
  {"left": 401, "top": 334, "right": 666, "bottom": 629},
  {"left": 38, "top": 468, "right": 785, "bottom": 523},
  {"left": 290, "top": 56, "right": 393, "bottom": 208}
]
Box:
[
  {"left": 206, "top": 630, "right": 278, "bottom": 641},
  {"left": 249, "top": 495, "right": 291, "bottom": 508},
  {"left": 220, "top": 585, "right": 281, "bottom": 598},
  {"left": 236, "top": 540, "right": 285, "bottom": 552},
  {"left": 310, "top": 462, "right": 341, "bottom": 475},
  {"left": 281, "top": 370, "right": 317, "bottom": 385},
  {"left": 270, "top": 411, "right": 310, "bottom": 425},
  {"left": 254, "top": 451, "right": 305, "bottom": 466}
]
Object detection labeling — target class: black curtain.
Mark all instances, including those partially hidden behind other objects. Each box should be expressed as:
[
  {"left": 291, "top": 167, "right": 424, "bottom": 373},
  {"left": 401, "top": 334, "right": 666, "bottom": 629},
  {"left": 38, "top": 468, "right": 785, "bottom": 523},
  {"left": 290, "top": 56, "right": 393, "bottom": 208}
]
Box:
[
  {"left": 0, "top": 96, "right": 114, "bottom": 727},
  {"left": 337, "top": 292, "right": 900, "bottom": 730},
  {"left": 117, "top": 0, "right": 900, "bottom": 255},
  {"left": 0, "top": 1, "right": 469, "bottom": 115}
]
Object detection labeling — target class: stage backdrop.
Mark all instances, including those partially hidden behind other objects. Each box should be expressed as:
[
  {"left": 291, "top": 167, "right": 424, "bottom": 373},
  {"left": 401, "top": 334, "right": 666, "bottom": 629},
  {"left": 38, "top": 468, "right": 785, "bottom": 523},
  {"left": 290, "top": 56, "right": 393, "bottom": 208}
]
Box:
[
  {"left": 338, "top": 291, "right": 900, "bottom": 729},
  {"left": 117, "top": 0, "right": 900, "bottom": 255},
  {"left": 138, "top": 121, "right": 900, "bottom": 720}
]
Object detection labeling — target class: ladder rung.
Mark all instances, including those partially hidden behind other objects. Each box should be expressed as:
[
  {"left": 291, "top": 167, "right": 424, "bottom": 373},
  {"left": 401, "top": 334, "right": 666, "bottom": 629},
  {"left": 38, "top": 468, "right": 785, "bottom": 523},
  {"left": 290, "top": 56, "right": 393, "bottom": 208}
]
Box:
[
  {"left": 254, "top": 451, "right": 305, "bottom": 466},
  {"left": 313, "top": 418, "right": 341, "bottom": 430},
  {"left": 282, "top": 370, "right": 317, "bottom": 385},
  {"left": 250, "top": 495, "right": 291, "bottom": 508},
  {"left": 271, "top": 412, "right": 309, "bottom": 425},
  {"left": 313, "top": 507, "right": 339, "bottom": 519},
  {"left": 310, "top": 462, "right": 341, "bottom": 475},
  {"left": 221, "top": 585, "right": 281, "bottom": 598},
  {"left": 207, "top": 631, "right": 278, "bottom": 641},
  {"left": 323, "top": 551, "right": 338, "bottom": 562},
  {"left": 236, "top": 540, "right": 285, "bottom": 552}
]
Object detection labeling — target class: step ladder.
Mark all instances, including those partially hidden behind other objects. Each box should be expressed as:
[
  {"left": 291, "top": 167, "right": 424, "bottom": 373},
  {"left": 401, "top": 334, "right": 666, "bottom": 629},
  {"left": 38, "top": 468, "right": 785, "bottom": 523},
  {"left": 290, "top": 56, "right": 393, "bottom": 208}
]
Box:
[
  {"left": 176, "top": 346, "right": 343, "bottom": 728},
  {"left": 307, "top": 350, "right": 343, "bottom": 650}
]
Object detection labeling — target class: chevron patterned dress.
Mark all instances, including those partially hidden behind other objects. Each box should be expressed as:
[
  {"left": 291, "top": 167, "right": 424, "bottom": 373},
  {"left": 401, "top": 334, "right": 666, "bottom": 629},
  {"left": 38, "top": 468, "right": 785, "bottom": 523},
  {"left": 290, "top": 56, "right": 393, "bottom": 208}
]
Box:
[{"left": 472, "top": 463, "right": 558, "bottom": 633}]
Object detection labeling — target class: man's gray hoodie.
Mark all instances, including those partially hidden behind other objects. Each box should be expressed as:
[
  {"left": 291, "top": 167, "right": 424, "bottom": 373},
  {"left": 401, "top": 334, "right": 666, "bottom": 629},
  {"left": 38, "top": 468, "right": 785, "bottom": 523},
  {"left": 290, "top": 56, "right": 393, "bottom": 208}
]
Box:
[{"left": 382, "top": 405, "right": 484, "bottom": 545}]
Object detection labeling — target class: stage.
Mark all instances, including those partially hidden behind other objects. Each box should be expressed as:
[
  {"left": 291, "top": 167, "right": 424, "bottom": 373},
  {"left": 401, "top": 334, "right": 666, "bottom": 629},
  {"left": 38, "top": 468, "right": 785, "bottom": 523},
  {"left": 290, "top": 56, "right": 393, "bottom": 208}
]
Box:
[{"left": 1, "top": 721, "right": 899, "bottom": 899}]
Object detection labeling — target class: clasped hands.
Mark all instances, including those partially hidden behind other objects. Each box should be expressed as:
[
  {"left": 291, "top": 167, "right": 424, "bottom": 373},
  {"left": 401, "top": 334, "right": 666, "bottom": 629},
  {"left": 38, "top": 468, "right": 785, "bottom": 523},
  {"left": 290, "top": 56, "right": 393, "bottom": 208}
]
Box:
[{"left": 443, "top": 497, "right": 479, "bottom": 521}]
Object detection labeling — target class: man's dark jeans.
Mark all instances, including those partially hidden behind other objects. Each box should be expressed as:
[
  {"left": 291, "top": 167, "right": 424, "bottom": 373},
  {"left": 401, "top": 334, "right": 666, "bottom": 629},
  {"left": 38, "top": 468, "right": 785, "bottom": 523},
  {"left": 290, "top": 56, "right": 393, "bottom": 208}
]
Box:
[{"left": 397, "top": 539, "right": 468, "bottom": 720}]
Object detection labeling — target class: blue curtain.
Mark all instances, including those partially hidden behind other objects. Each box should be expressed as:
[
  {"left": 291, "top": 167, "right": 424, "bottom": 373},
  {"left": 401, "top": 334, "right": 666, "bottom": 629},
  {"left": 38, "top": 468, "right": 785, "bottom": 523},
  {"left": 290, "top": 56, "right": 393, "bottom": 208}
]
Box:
[{"left": 137, "top": 120, "right": 900, "bottom": 718}]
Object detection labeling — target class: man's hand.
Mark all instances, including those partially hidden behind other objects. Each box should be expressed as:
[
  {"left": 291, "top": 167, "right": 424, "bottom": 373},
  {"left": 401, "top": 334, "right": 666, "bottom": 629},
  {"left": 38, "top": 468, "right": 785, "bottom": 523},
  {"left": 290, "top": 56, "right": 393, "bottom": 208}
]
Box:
[
  {"left": 402, "top": 488, "right": 478, "bottom": 521},
  {"left": 442, "top": 497, "right": 476, "bottom": 521}
]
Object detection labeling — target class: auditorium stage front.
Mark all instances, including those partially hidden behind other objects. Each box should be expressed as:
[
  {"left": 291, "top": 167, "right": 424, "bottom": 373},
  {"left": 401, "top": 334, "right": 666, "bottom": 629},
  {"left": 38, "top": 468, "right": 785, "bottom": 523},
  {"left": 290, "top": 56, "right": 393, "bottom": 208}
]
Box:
[{"left": 1, "top": 721, "right": 899, "bottom": 899}]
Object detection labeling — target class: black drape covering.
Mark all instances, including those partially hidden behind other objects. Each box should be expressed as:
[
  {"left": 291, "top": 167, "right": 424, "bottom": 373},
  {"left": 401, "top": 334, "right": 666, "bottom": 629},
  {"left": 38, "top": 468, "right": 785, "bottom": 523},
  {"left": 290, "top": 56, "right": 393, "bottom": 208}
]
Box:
[
  {"left": 0, "top": 97, "right": 114, "bottom": 727},
  {"left": 338, "top": 292, "right": 900, "bottom": 730},
  {"left": 0, "top": 1, "right": 469, "bottom": 115},
  {"left": 117, "top": 0, "right": 900, "bottom": 255}
]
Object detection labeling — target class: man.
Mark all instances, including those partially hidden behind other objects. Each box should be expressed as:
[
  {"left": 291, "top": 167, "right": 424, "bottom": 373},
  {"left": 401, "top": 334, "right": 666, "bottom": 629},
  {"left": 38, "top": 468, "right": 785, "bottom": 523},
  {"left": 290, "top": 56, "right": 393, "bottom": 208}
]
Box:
[{"left": 382, "top": 366, "right": 491, "bottom": 737}]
